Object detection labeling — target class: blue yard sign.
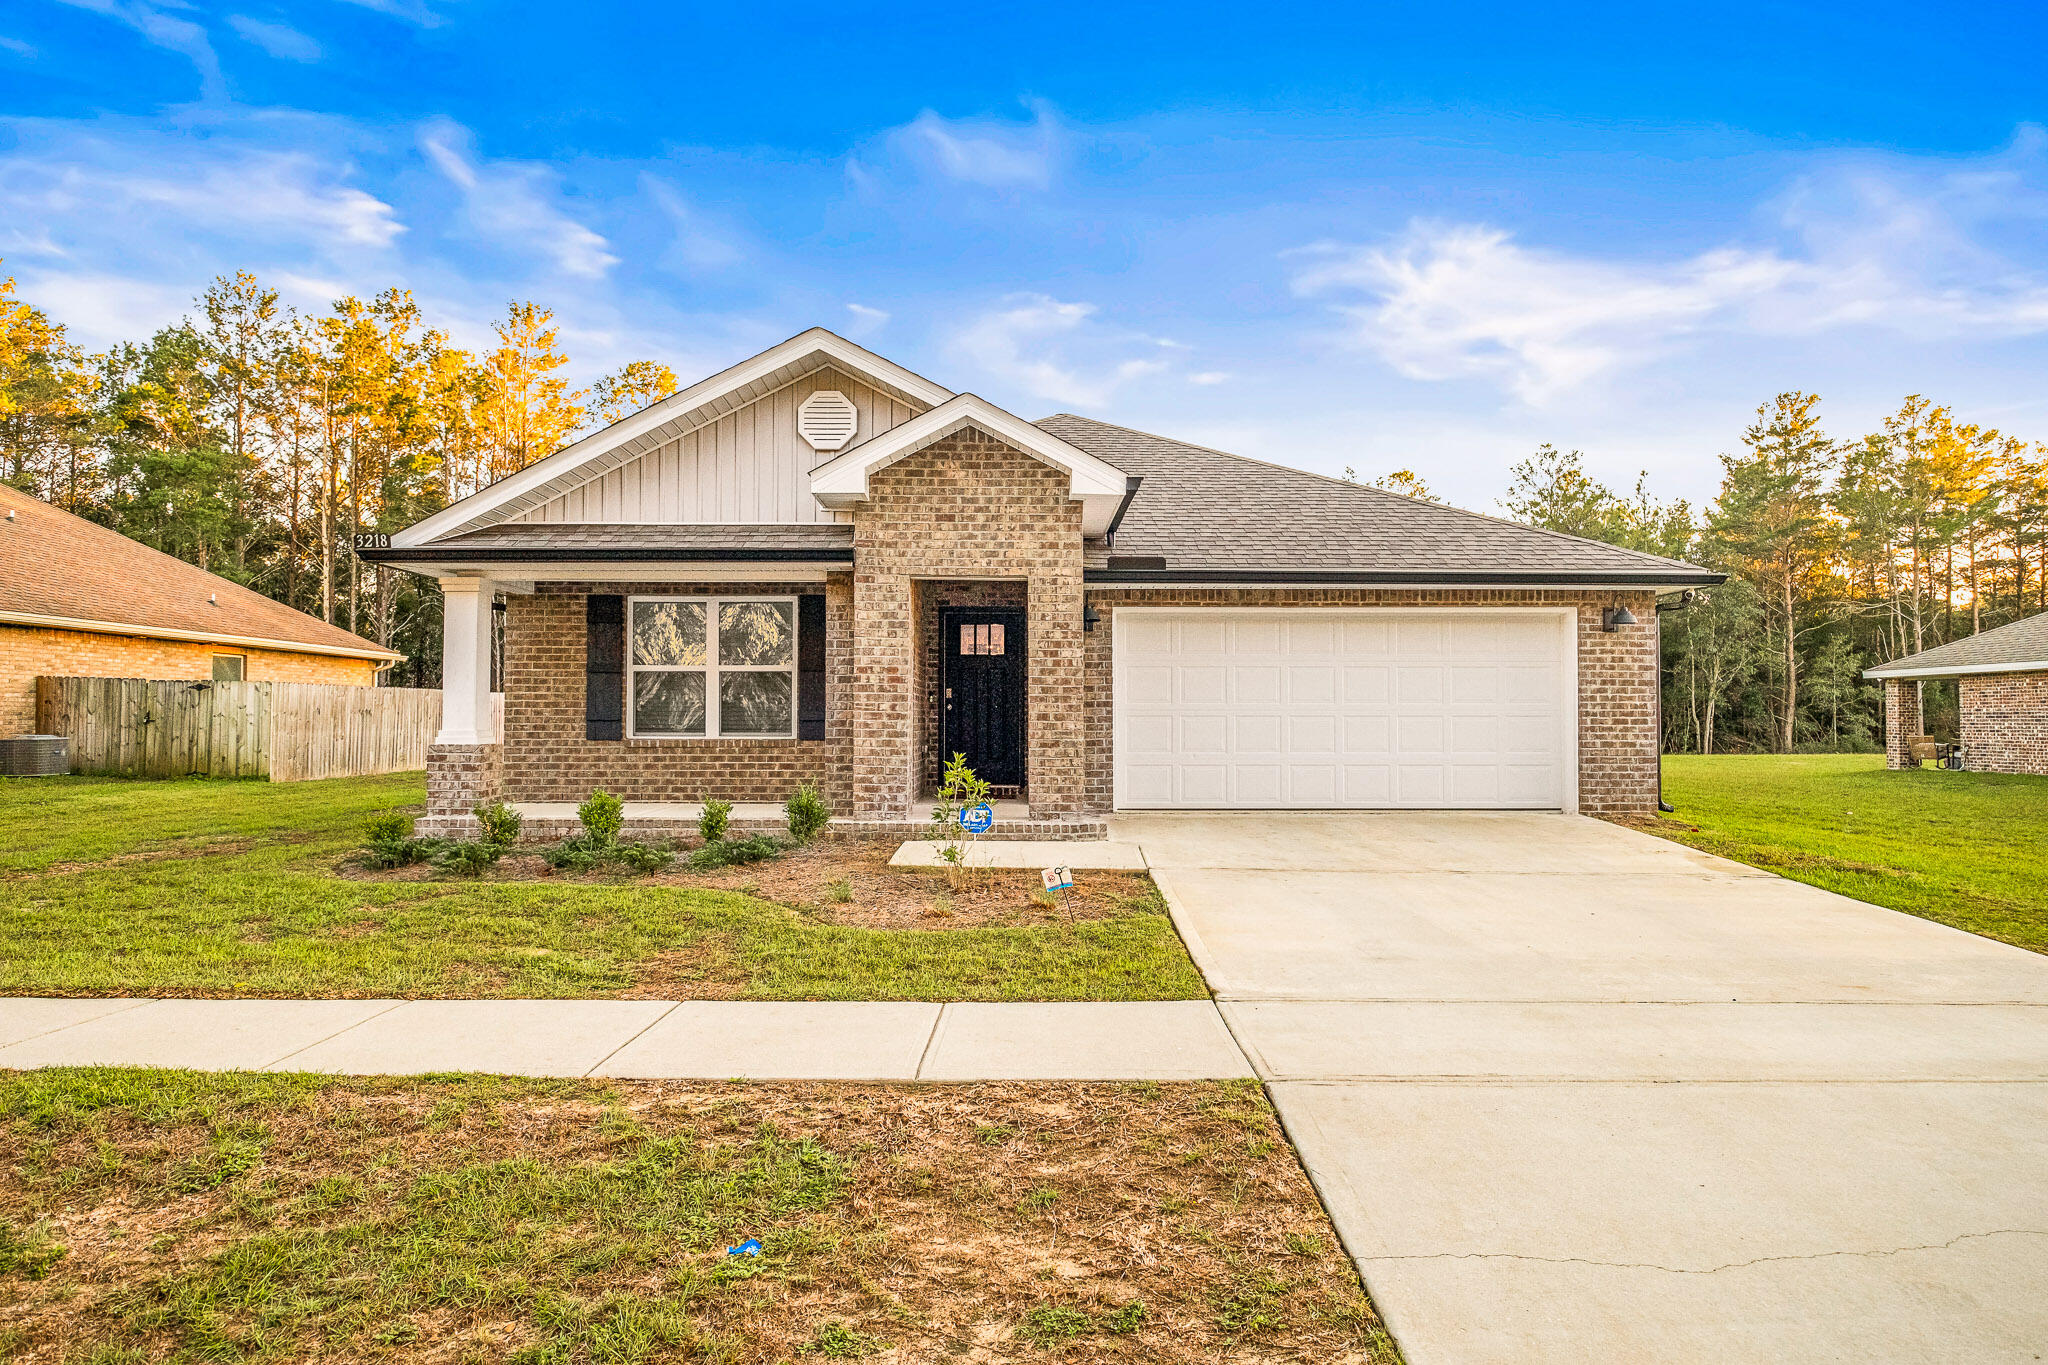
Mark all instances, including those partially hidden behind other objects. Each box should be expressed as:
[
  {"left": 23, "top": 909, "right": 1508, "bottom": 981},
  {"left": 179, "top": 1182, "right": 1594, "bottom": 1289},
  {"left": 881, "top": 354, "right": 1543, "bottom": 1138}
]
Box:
[{"left": 959, "top": 802, "right": 995, "bottom": 834}]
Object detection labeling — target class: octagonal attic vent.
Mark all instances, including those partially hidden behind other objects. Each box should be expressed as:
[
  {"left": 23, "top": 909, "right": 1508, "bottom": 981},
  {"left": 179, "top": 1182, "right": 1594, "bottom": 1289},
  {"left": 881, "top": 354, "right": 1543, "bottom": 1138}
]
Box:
[{"left": 797, "top": 390, "right": 859, "bottom": 452}]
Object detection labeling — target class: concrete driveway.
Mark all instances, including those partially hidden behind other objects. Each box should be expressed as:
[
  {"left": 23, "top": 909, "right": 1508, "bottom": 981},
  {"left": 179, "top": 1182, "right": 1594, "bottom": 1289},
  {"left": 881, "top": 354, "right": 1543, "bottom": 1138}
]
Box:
[{"left": 1114, "top": 811, "right": 2048, "bottom": 1364}]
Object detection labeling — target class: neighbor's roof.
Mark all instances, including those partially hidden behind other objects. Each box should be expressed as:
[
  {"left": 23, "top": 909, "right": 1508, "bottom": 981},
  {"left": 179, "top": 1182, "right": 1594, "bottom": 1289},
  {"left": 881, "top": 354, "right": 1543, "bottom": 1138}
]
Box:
[
  {"left": 1037, "top": 415, "right": 1722, "bottom": 585},
  {"left": 391, "top": 523, "right": 855, "bottom": 562},
  {"left": 1864, "top": 611, "right": 2048, "bottom": 679},
  {"left": 0, "top": 485, "right": 403, "bottom": 662}
]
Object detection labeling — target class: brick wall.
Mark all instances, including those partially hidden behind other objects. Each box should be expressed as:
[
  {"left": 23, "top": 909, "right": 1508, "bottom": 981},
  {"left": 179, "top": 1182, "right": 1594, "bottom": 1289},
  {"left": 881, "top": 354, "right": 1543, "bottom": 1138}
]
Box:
[
  {"left": 426, "top": 741, "right": 502, "bottom": 816},
  {"left": 499, "top": 577, "right": 853, "bottom": 804},
  {"left": 851, "top": 429, "right": 1085, "bottom": 819},
  {"left": 1884, "top": 677, "right": 1923, "bottom": 770},
  {"left": 1960, "top": 671, "right": 2048, "bottom": 775},
  {"left": 1079, "top": 588, "right": 1663, "bottom": 816},
  {"left": 1, "top": 621, "right": 377, "bottom": 735}
]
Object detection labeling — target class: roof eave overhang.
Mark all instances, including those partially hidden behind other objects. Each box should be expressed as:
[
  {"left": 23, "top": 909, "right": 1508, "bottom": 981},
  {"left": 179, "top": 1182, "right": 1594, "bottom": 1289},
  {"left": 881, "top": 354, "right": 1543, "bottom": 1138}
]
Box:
[
  {"left": 1864, "top": 659, "right": 2048, "bottom": 680},
  {"left": 1082, "top": 569, "right": 1728, "bottom": 588},
  {"left": 809, "top": 394, "right": 1129, "bottom": 536},
  {"left": 0, "top": 609, "right": 404, "bottom": 662},
  {"left": 359, "top": 545, "right": 853, "bottom": 565},
  {"left": 391, "top": 328, "right": 954, "bottom": 548}
]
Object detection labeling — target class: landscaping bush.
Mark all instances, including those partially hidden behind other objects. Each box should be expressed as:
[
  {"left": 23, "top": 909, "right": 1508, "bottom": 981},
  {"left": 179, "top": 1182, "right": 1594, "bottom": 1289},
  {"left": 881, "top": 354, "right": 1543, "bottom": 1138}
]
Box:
[
  {"left": 687, "top": 832, "right": 786, "bottom": 871},
  {"left": 613, "top": 841, "right": 676, "bottom": 875},
  {"left": 786, "top": 782, "right": 832, "bottom": 843},
  {"left": 431, "top": 839, "right": 503, "bottom": 878},
  {"left": 698, "top": 797, "right": 732, "bottom": 844},
  {"left": 542, "top": 838, "right": 602, "bottom": 873},
  {"left": 474, "top": 800, "right": 522, "bottom": 848},
  {"left": 361, "top": 812, "right": 441, "bottom": 869},
  {"left": 578, "top": 789, "right": 624, "bottom": 848}
]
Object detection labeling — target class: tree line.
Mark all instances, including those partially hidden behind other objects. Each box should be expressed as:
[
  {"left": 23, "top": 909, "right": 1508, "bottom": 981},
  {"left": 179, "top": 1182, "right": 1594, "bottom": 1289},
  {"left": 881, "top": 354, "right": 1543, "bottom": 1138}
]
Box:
[
  {"left": 1441, "top": 392, "right": 2047, "bottom": 753},
  {"left": 8, "top": 264, "right": 2045, "bottom": 747},
  {"left": 1, "top": 266, "right": 677, "bottom": 684}
]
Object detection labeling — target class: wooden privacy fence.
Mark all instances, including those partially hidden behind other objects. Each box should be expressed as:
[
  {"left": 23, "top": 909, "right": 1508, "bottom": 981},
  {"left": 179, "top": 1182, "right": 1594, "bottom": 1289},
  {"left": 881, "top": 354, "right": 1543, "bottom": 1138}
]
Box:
[{"left": 36, "top": 677, "right": 445, "bottom": 781}]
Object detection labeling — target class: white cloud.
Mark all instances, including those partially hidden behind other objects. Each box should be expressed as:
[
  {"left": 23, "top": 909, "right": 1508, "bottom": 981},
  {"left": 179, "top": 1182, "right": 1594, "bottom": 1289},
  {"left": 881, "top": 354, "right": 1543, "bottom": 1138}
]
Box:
[
  {"left": 643, "top": 176, "right": 744, "bottom": 272},
  {"left": 869, "top": 103, "right": 1063, "bottom": 191},
  {"left": 0, "top": 33, "right": 37, "bottom": 56},
  {"left": 228, "top": 14, "right": 321, "bottom": 61},
  {"left": 1188, "top": 370, "right": 1231, "bottom": 386},
  {"left": 844, "top": 302, "right": 889, "bottom": 336},
  {"left": 1, "top": 140, "right": 402, "bottom": 251},
  {"left": 951, "top": 294, "right": 1174, "bottom": 409},
  {"left": 419, "top": 119, "right": 618, "bottom": 279},
  {"left": 56, "top": 0, "right": 223, "bottom": 100},
  {"left": 334, "top": 0, "right": 446, "bottom": 25},
  {"left": 1291, "top": 131, "right": 2048, "bottom": 405}
]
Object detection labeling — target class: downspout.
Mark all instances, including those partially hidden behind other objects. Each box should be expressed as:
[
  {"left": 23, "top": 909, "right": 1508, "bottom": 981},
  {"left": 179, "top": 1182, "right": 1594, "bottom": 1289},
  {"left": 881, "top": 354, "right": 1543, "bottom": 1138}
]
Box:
[{"left": 1653, "top": 590, "right": 1699, "bottom": 813}]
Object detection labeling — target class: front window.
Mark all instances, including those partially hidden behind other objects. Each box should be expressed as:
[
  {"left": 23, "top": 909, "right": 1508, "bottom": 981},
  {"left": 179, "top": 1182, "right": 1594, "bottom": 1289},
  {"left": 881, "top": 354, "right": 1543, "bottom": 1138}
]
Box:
[
  {"left": 211, "top": 654, "right": 245, "bottom": 682},
  {"left": 628, "top": 596, "right": 795, "bottom": 738}
]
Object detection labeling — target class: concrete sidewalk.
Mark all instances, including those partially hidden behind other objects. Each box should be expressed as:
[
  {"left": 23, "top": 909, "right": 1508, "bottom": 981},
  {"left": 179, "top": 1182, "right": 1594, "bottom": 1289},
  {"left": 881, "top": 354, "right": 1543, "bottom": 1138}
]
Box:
[{"left": 0, "top": 997, "right": 1251, "bottom": 1081}]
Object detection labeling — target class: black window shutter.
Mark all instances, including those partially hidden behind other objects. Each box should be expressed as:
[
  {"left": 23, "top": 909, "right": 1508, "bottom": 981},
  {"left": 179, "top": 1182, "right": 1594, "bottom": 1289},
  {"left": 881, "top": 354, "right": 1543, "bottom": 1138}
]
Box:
[
  {"left": 797, "top": 593, "right": 826, "bottom": 741},
  {"left": 586, "top": 595, "right": 624, "bottom": 741}
]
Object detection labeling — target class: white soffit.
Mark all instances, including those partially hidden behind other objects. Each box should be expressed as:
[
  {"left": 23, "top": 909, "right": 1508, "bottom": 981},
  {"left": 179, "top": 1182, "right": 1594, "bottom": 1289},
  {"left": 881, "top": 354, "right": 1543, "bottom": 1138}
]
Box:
[
  {"left": 809, "top": 394, "right": 1130, "bottom": 536},
  {"left": 393, "top": 329, "right": 953, "bottom": 548}
]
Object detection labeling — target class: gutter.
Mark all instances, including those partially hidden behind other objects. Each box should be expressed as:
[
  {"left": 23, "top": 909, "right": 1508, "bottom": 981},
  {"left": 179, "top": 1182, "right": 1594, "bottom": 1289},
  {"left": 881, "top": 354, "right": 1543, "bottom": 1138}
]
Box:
[
  {"left": 1103, "top": 475, "right": 1143, "bottom": 546},
  {"left": 1084, "top": 568, "right": 1727, "bottom": 588},
  {"left": 0, "top": 610, "right": 403, "bottom": 663},
  {"left": 1863, "top": 659, "right": 2048, "bottom": 681},
  {"left": 357, "top": 545, "right": 855, "bottom": 565}
]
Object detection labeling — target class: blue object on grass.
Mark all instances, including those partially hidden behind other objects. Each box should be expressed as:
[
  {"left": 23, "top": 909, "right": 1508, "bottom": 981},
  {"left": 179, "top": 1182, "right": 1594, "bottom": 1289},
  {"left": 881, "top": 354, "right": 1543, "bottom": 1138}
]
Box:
[
  {"left": 728, "top": 1239, "right": 762, "bottom": 1256},
  {"left": 959, "top": 802, "right": 994, "bottom": 834}
]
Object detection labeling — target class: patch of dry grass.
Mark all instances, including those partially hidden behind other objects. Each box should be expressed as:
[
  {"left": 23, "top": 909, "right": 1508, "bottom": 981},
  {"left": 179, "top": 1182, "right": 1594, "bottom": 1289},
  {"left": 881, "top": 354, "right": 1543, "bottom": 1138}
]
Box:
[{"left": 0, "top": 1070, "right": 1399, "bottom": 1363}]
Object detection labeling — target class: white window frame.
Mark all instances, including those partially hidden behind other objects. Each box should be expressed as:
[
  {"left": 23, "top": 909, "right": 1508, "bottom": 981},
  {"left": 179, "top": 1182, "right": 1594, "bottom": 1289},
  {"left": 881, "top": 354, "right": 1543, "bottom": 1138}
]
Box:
[{"left": 626, "top": 594, "right": 799, "bottom": 740}]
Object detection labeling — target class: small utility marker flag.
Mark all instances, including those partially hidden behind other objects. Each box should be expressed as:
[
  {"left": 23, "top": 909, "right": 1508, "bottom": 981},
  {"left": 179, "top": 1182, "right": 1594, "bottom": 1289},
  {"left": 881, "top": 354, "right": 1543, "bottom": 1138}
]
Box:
[{"left": 1041, "top": 866, "right": 1074, "bottom": 893}]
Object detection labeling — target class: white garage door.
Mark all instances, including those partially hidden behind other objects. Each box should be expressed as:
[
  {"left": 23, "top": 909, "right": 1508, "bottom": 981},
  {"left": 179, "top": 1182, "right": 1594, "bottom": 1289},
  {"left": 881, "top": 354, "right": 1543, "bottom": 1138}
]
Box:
[{"left": 1114, "top": 609, "right": 1573, "bottom": 810}]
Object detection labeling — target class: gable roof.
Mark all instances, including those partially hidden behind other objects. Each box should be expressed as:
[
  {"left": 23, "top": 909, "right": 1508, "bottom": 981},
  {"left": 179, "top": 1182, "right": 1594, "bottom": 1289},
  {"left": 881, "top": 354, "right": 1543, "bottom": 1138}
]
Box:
[
  {"left": 811, "top": 394, "right": 1130, "bottom": 536},
  {"left": 1038, "top": 414, "right": 1720, "bottom": 586},
  {"left": 1864, "top": 611, "right": 2048, "bottom": 679},
  {"left": 393, "top": 328, "right": 953, "bottom": 548},
  {"left": 0, "top": 485, "right": 402, "bottom": 662}
]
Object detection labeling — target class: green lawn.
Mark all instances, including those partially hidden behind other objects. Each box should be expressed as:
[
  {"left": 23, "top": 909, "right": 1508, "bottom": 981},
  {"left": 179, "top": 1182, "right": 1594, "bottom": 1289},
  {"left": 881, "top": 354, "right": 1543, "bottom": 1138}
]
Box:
[
  {"left": 0, "top": 775, "right": 1206, "bottom": 1001},
  {"left": 1650, "top": 754, "right": 2048, "bottom": 953},
  {"left": 0, "top": 1070, "right": 1394, "bottom": 1364}
]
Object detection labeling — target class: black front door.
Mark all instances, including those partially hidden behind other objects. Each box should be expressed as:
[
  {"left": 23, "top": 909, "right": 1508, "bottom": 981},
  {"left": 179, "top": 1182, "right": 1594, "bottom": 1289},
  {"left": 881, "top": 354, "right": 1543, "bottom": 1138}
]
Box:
[{"left": 941, "top": 606, "right": 1026, "bottom": 790}]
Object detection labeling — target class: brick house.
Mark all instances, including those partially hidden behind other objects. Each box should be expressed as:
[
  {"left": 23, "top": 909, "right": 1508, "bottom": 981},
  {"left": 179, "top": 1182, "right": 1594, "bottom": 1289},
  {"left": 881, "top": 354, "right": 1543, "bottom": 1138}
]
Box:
[
  {"left": 0, "top": 485, "right": 401, "bottom": 734},
  {"left": 362, "top": 329, "right": 1721, "bottom": 837},
  {"left": 1868, "top": 611, "right": 2048, "bottom": 775}
]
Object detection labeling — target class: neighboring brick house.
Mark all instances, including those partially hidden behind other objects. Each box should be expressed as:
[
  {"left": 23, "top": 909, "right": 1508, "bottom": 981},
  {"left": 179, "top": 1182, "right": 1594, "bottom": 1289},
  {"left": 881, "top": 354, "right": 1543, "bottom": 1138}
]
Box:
[
  {"left": 362, "top": 328, "right": 1720, "bottom": 837},
  {"left": 1868, "top": 612, "right": 2048, "bottom": 776},
  {"left": 0, "top": 485, "right": 402, "bottom": 734}
]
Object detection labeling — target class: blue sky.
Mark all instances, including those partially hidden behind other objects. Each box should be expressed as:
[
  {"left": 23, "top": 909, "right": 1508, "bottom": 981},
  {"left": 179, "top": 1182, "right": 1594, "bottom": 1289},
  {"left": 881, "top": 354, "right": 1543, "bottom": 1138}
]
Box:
[{"left": 6, "top": 1, "right": 2047, "bottom": 509}]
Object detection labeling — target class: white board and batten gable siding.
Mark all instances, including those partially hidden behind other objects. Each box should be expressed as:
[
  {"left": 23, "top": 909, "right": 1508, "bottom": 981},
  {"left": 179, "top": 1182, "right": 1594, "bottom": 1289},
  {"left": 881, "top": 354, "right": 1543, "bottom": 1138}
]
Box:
[{"left": 511, "top": 369, "right": 928, "bottom": 526}]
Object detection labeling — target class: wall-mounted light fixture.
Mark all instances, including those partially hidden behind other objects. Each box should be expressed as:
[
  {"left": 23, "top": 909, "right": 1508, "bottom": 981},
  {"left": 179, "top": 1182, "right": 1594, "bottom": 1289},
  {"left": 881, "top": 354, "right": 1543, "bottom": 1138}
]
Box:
[
  {"left": 1601, "top": 605, "right": 1637, "bottom": 632},
  {"left": 1082, "top": 605, "right": 1101, "bottom": 633}
]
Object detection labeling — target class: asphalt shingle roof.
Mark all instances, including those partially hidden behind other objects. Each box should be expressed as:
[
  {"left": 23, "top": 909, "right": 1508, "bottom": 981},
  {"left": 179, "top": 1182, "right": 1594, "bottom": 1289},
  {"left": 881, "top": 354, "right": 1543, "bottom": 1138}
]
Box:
[
  {"left": 1865, "top": 611, "right": 2048, "bottom": 677},
  {"left": 0, "top": 485, "right": 401, "bottom": 659},
  {"left": 1035, "top": 414, "right": 1718, "bottom": 582}
]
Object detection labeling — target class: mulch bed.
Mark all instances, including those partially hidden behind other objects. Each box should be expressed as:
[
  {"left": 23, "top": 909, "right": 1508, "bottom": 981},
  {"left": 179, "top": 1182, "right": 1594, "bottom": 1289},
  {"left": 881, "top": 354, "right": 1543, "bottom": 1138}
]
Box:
[{"left": 348, "top": 836, "right": 1158, "bottom": 931}]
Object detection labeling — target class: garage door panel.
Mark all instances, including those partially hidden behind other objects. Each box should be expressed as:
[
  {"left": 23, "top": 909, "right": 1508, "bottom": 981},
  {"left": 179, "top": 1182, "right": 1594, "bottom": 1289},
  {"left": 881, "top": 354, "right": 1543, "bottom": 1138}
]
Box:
[{"left": 1116, "top": 610, "right": 1568, "bottom": 810}]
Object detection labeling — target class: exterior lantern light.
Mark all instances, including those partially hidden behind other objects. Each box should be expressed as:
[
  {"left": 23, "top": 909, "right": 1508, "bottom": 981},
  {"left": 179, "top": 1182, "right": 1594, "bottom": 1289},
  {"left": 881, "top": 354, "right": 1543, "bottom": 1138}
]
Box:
[
  {"left": 1082, "top": 605, "right": 1102, "bottom": 632},
  {"left": 1602, "top": 605, "right": 1637, "bottom": 632}
]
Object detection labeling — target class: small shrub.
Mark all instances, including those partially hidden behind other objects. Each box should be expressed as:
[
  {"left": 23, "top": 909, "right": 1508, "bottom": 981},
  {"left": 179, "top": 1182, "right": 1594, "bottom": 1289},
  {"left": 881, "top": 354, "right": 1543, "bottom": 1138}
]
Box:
[
  {"left": 362, "top": 812, "right": 431, "bottom": 869},
  {"left": 578, "top": 789, "right": 624, "bottom": 848},
  {"left": 698, "top": 797, "right": 732, "bottom": 844},
  {"left": 613, "top": 840, "right": 675, "bottom": 875},
  {"left": 686, "top": 833, "right": 785, "bottom": 871},
  {"left": 927, "top": 752, "right": 992, "bottom": 882},
  {"left": 432, "top": 840, "right": 503, "bottom": 878},
  {"left": 543, "top": 837, "right": 601, "bottom": 873},
  {"left": 786, "top": 781, "right": 832, "bottom": 843},
  {"left": 474, "top": 800, "right": 522, "bottom": 849}
]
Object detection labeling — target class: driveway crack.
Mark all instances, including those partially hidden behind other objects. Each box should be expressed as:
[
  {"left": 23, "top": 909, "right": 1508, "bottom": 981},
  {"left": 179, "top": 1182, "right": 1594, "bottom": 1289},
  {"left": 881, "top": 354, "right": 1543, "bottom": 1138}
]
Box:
[{"left": 1355, "top": 1228, "right": 2048, "bottom": 1275}]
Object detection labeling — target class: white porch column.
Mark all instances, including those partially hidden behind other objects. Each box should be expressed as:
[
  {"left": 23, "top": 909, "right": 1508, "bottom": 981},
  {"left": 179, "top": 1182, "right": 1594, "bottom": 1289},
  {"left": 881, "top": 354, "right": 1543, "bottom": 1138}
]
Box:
[{"left": 435, "top": 576, "right": 496, "bottom": 745}]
